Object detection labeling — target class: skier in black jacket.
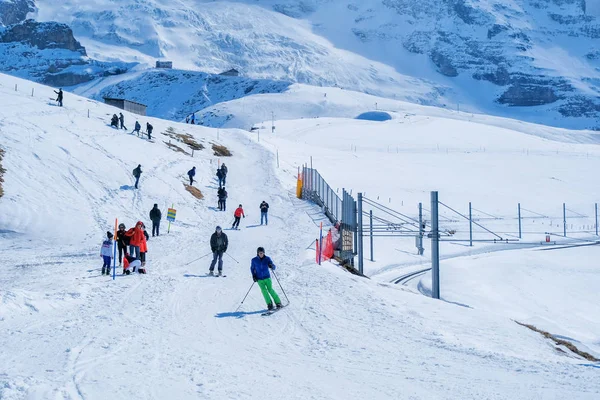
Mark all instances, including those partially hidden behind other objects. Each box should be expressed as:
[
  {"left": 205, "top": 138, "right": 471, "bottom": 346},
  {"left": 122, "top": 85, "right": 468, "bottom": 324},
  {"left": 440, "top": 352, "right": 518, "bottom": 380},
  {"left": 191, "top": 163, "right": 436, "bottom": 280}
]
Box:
[
  {"left": 116, "top": 223, "right": 130, "bottom": 266},
  {"left": 54, "top": 88, "right": 63, "bottom": 107},
  {"left": 133, "top": 164, "right": 142, "bottom": 189},
  {"left": 260, "top": 201, "right": 269, "bottom": 225},
  {"left": 209, "top": 226, "right": 228, "bottom": 276},
  {"left": 217, "top": 186, "right": 228, "bottom": 211},
  {"left": 149, "top": 204, "right": 162, "bottom": 236}
]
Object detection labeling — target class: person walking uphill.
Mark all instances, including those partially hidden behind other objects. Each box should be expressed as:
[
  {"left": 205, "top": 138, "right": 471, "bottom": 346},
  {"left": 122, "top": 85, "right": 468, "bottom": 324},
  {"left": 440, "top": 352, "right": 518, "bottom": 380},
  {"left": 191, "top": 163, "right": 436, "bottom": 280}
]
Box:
[
  {"left": 209, "top": 226, "right": 228, "bottom": 276},
  {"left": 232, "top": 204, "right": 245, "bottom": 229},
  {"left": 188, "top": 166, "right": 196, "bottom": 186},
  {"left": 216, "top": 168, "right": 224, "bottom": 188},
  {"left": 220, "top": 163, "right": 228, "bottom": 186},
  {"left": 217, "top": 186, "right": 228, "bottom": 211},
  {"left": 149, "top": 204, "right": 162, "bottom": 236},
  {"left": 251, "top": 247, "right": 282, "bottom": 310},
  {"left": 146, "top": 122, "right": 153, "bottom": 140},
  {"left": 259, "top": 201, "right": 269, "bottom": 225},
  {"left": 54, "top": 88, "right": 63, "bottom": 107},
  {"left": 133, "top": 164, "right": 142, "bottom": 189},
  {"left": 119, "top": 113, "right": 127, "bottom": 130}
]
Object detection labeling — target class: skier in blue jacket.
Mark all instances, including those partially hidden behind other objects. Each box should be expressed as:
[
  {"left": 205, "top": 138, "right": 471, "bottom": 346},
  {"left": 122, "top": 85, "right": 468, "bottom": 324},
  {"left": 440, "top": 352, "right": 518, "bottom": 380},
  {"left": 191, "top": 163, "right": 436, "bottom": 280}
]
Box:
[
  {"left": 251, "top": 247, "right": 282, "bottom": 310},
  {"left": 188, "top": 166, "right": 196, "bottom": 185}
]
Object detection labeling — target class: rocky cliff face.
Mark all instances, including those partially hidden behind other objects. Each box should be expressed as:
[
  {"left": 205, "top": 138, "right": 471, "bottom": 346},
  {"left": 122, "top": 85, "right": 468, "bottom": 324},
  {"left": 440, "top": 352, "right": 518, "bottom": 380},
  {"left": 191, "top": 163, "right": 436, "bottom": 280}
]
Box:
[
  {"left": 0, "top": 0, "right": 35, "bottom": 26},
  {"left": 0, "top": 11, "right": 130, "bottom": 86},
  {"left": 0, "top": 19, "right": 85, "bottom": 53}
]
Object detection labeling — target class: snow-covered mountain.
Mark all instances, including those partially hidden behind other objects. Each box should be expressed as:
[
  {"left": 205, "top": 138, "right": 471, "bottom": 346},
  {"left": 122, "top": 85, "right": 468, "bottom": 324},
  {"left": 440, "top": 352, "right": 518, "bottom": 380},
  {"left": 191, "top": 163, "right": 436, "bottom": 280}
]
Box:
[
  {"left": 2, "top": 0, "right": 600, "bottom": 128},
  {"left": 75, "top": 68, "right": 293, "bottom": 123}
]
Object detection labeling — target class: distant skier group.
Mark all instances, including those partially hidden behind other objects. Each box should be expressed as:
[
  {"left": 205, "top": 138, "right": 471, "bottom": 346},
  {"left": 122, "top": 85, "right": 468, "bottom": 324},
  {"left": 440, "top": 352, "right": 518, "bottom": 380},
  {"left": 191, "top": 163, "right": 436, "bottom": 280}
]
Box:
[{"left": 111, "top": 113, "right": 153, "bottom": 140}]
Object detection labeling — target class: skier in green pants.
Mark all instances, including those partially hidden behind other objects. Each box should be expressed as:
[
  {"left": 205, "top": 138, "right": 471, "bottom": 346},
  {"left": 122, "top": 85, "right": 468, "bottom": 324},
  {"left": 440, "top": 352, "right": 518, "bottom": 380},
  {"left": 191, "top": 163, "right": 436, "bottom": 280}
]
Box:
[{"left": 251, "top": 247, "right": 282, "bottom": 310}]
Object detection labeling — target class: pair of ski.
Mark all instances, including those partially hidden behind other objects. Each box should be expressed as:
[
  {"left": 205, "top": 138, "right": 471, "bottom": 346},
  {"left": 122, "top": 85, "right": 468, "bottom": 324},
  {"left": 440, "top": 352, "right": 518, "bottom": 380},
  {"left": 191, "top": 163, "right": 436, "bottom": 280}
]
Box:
[
  {"left": 261, "top": 304, "right": 287, "bottom": 317},
  {"left": 207, "top": 272, "right": 227, "bottom": 278}
]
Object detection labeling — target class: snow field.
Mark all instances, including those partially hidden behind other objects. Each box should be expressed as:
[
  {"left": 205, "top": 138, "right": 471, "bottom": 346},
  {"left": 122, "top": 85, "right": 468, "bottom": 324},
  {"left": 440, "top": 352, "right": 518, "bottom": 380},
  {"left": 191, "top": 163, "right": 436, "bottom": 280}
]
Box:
[{"left": 0, "top": 73, "right": 599, "bottom": 399}]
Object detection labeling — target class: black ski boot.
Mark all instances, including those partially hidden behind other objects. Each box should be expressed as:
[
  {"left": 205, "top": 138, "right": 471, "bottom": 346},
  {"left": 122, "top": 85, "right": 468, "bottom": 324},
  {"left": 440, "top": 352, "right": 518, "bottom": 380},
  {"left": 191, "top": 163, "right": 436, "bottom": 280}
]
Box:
[
  {"left": 101, "top": 267, "right": 106, "bottom": 275},
  {"left": 267, "top": 303, "right": 274, "bottom": 311}
]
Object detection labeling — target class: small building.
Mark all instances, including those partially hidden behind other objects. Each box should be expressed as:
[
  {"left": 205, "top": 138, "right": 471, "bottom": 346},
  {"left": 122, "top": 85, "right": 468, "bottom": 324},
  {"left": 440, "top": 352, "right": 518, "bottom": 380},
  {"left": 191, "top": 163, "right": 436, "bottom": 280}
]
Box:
[
  {"left": 156, "top": 61, "right": 173, "bottom": 69},
  {"left": 219, "top": 68, "right": 239, "bottom": 77},
  {"left": 103, "top": 97, "right": 147, "bottom": 116}
]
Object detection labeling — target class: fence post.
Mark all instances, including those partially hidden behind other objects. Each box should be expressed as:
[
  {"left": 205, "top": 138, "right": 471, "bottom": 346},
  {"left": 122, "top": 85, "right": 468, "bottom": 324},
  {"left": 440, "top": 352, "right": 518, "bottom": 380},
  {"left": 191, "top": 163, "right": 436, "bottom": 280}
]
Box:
[
  {"left": 469, "top": 202, "right": 473, "bottom": 247},
  {"left": 518, "top": 203, "right": 522, "bottom": 239},
  {"left": 418, "top": 202, "right": 424, "bottom": 255},
  {"left": 31, "top": 88, "right": 34, "bottom": 96},
  {"left": 369, "top": 210, "right": 374, "bottom": 262},
  {"left": 357, "top": 193, "right": 364, "bottom": 274},
  {"left": 276, "top": 149, "right": 279, "bottom": 168},
  {"left": 563, "top": 203, "right": 567, "bottom": 237},
  {"left": 596, "top": 203, "right": 598, "bottom": 236},
  {"left": 14, "top": 84, "right": 17, "bottom": 91},
  {"left": 431, "top": 191, "right": 440, "bottom": 299}
]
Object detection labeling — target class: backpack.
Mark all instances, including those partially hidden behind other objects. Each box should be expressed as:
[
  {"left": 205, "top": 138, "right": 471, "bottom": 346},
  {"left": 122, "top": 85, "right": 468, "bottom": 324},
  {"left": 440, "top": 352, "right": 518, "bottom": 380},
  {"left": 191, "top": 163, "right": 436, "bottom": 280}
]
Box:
[{"left": 133, "top": 168, "right": 140, "bottom": 178}]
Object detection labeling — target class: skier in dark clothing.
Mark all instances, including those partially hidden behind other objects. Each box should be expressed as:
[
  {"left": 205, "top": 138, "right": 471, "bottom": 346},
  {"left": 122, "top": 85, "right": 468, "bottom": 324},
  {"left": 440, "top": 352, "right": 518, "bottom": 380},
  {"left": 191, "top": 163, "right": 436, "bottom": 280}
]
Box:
[
  {"left": 149, "top": 204, "right": 162, "bottom": 236},
  {"left": 188, "top": 166, "right": 196, "bottom": 185},
  {"left": 260, "top": 201, "right": 269, "bottom": 225},
  {"left": 251, "top": 247, "right": 282, "bottom": 310},
  {"left": 119, "top": 113, "right": 127, "bottom": 130},
  {"left": 132, "top": 121, "right": 141, "bottom": 136},
  {"left": 146, "top": 123, "right": 153, "bottom": 140},
  {"left": 217, "top": 186, "right": 228, "bottom": 211},
  {"left": 111, "top": 114, "right": 119, "bottom": 128},
  {"left": 220, "top": 163, "right": 228, "bottom": 186},
  {"left": 216, "top": 168, "right": 224, "bottom": 188},
  {"left": 133, "top": 164, "right": 142, "bottom": 189},
  {"left": 54, "top": 88, "right": 63, "bottom": 107},
  {"left": 209, "top": 226, "right": 228, "bottom": 276},
  {"left": 191, "top": 112, "right": 195, "bottom": 124},
  {"left": 116, "top": 223, "right": 130, "bottom": 266}
]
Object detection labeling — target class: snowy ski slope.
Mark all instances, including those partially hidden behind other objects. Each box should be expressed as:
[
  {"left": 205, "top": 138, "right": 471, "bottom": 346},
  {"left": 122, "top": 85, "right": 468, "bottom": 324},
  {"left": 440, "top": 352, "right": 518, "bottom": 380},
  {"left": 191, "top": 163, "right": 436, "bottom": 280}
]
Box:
[{"left": 1, "top": 73, "right": 599, "bottom": 399}]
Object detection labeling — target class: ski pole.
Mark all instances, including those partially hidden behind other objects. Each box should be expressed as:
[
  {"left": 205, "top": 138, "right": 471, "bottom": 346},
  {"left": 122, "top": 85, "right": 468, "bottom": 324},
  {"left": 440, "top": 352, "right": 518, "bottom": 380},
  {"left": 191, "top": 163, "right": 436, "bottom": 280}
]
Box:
[
  {"left": 235, "top": 282, "right": 255, "bottom": 312},
  {"left": 224, "top": 252, "right": 240, "bottom": 264},
  {"left": 184, "top": 251, "right": 213, "bottom": 266},
  {"left": 271, "top": 270, "right": 290, "bottom": 305}
]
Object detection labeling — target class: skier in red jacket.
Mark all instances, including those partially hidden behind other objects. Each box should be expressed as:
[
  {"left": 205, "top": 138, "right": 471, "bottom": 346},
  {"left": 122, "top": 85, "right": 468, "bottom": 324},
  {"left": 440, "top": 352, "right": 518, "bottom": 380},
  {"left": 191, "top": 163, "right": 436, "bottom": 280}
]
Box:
[{"left": 232, "top": 204, "right": 245, "bottom": 230}]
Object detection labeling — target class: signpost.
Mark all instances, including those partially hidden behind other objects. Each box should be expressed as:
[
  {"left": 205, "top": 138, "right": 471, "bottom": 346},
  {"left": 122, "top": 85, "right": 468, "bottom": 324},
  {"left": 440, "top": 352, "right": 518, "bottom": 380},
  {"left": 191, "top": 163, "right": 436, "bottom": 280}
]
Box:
[{"left": 167, "top": 205, "right": 176, "bottom": 233}]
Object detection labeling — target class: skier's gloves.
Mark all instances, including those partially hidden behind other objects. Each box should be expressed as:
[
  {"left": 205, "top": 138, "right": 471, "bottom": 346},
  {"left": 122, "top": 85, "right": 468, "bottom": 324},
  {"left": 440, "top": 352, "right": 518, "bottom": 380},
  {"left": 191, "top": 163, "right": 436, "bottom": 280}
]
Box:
[
  {"left": 252, "top": 275, "right": 258, "bottom": 282},
  {"left": 268, "top": 263, "right": 273, "bottom": 269}
]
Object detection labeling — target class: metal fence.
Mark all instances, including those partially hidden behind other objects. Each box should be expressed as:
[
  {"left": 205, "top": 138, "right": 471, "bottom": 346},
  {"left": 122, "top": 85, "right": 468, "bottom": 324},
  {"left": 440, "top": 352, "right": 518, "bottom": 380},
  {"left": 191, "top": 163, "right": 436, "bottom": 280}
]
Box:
[{"left": 301, "top": 166, "right": 357, "bottom": 265}]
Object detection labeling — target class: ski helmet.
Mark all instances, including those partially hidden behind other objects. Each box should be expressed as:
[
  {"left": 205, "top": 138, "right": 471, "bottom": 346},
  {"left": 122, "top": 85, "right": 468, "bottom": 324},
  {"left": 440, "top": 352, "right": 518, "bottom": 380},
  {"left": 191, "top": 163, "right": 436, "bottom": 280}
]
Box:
[
  {"left": 216, "top": 226, "right": 222, "bottom": 232},
  {"left": 118, "top": 223, "right": 125, "bottom": 229},
  {"left": 257, "top": 246, "right": 265, "bottom": 255}
]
